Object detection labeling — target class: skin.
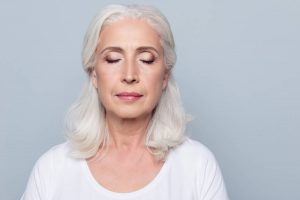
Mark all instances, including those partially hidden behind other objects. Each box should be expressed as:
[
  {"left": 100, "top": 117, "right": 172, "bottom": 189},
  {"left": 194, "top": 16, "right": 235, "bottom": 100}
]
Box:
[{"left": 88, "top": 18, "right": 169, "bottom": 192}]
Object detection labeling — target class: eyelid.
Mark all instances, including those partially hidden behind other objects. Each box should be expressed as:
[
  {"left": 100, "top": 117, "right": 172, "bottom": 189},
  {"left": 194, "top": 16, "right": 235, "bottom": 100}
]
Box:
[
  {"left": 137, "top": 47, "right": 160, "bottom": 56},
  {"left": 104, "top": 52, "right": 122, "bottom": 61},
  {"left": 106, "top": 59, "right": 121, "bottom": 64},
  {"left": 140, "top": 59, "right": 154, "bottom": 64},
  {"left": 139, "top": 51, "right": 155, "bottom": 58}
]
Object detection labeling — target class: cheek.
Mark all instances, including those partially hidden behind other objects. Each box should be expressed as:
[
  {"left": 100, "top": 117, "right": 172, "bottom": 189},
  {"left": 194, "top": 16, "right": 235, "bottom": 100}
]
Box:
[
  {"left": 92, "top": 69, "right": 115, "bottom": 103},
  {"left": 146, "top": 72, "right": 166, "bottom": 98},
  {"left": 95, "top": 66, "right": 116, "bottom": 86},
  {"left": 97, "top": 73, "right": 114, "bottom": 95}
]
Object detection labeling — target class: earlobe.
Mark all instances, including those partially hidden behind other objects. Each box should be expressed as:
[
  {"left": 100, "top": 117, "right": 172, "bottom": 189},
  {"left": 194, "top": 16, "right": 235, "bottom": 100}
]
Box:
[
  {"left": 91, "top": 69, "right": 98, "bottom": 89},
  {"left": 162, "top": 70, "right": 170, "bottom": 90}
]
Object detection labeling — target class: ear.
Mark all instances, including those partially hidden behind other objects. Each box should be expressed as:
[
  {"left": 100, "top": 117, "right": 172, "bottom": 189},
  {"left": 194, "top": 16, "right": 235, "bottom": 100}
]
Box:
[
  {"left": 162, "top": 69, "right": 170, "bottom": 90},
  {"left": 91, "top": 69, "right": 98, "bottom": 89}
]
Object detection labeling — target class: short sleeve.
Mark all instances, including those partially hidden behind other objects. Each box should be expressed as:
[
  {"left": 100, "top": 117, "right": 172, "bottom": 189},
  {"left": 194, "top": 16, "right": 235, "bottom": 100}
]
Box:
[
  {"left": 20, "top": 148, "right": 54, "bottom": 200},
  {"left": 196, "top": 150, "right": 229, "bottom": 200}
]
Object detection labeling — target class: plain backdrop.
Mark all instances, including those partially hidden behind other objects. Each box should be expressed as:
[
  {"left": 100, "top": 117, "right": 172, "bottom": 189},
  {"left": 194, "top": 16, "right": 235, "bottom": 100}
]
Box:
[{"left": 1, "top": 0, "right": 299, "bottom": 199}]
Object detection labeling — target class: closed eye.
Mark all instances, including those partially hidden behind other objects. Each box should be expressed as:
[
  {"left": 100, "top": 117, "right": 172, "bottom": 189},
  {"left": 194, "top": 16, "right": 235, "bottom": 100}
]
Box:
[
  {"left": 106, "top": 59, "right": 121, "bottom": 64},
  {"left": 141, "top": 59, "right": 154, "bottom": 64}
]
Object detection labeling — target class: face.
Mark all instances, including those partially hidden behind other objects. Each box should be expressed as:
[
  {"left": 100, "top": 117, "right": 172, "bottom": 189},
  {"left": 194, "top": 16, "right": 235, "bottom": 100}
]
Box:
[{"left": 91, "top": 18, "right": 169, "bottom": 120}]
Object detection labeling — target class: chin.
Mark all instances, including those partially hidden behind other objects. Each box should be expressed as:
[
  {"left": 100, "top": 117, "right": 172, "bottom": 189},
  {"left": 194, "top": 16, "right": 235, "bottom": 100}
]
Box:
[
  {"left": 118, "top": 112, "right": 149, "bottom": 120},
  {"left": 108, "top": 108, "right": 153, "bottom": 120}
]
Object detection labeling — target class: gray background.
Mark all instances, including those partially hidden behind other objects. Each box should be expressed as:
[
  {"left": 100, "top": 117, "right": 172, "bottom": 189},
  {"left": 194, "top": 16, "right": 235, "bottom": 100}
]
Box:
[{"left": 1, "top": 0, "right": 299, "bottom": 199}]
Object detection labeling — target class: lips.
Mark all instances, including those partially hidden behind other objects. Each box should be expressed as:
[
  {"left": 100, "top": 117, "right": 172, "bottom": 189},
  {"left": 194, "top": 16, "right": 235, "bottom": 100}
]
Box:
[{"left": 116, "top": 92, "right": 143, "bottom": 101}]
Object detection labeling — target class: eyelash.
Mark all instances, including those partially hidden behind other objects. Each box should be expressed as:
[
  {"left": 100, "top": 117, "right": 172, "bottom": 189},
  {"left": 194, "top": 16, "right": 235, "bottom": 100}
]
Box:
[
  {"left": 106, "top": 59, "right": 121, "bottom": 64},
  {"left": 141, "top": 59, "right": 154, "bottom": 64},
  {"left": 105, "top": 59, "right": 155, "bottom": 64}
]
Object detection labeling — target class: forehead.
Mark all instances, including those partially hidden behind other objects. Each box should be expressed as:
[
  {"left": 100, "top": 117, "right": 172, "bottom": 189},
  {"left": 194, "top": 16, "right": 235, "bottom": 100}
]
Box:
[{"left": 97, "top": 18, "right": 162, "bottom": 51}]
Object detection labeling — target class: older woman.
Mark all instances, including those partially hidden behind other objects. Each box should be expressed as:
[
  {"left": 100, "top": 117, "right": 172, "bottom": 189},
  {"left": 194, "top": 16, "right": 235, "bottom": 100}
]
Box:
[{"left": 21, "top": 4, "right": 229, "bottom": 200}]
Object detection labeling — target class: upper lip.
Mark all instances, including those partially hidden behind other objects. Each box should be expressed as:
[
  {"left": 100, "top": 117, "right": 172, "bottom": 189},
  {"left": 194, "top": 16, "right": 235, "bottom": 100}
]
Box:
[{"left": 116, "top": 92, "right": 143, "bottom": 97}]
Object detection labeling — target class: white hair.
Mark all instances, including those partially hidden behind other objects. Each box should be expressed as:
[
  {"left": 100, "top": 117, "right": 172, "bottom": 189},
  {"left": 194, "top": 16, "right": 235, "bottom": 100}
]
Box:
[{"left": 65, "top": 4, "right": 189, "bottom": 160}]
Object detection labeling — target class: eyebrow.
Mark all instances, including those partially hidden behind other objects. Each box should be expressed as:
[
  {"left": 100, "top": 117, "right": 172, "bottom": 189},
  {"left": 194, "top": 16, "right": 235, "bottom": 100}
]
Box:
[{"left": 99, "top": 46, "right": 160, "bottom": 55}]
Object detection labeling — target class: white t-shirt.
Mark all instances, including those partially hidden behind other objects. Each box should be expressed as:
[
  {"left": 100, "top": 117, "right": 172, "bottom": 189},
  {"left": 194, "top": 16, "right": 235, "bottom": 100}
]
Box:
[{"left": 21, "top": 138, "right": 229, "bottom": 200}]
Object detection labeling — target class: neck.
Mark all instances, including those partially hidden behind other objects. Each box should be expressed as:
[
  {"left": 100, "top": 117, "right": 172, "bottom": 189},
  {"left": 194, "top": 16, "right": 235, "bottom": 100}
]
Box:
[{"left": 106, "top": 113, "right": 152, "bottom": 151}]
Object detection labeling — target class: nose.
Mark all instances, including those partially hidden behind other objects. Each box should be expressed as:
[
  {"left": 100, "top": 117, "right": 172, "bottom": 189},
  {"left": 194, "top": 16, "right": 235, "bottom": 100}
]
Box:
[{"left": 122, "top": 60, "right": 139, "bottom": 84}]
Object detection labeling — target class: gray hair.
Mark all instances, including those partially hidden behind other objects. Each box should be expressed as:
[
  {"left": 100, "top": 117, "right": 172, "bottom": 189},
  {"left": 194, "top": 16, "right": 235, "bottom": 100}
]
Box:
[{"left": 65, "top": 4, "right": 188, "bottom": 160}]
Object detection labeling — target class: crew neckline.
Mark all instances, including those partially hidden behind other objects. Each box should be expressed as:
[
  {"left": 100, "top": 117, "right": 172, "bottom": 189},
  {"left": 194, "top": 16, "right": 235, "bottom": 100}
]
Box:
[{"left": 81, "top": 151, "right": 172, "bottom": 199}]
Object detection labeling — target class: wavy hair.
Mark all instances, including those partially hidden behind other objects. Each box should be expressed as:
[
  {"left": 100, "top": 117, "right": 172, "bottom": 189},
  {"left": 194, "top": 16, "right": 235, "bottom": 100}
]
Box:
[{"left": 65, "top": 4, "right": 188, "bottom": 160}]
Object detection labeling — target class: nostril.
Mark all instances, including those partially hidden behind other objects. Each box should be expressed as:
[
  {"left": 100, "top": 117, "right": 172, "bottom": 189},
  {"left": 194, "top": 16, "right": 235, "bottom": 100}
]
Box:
[
  {"left": 123, "top": 75, "right": 139, "bottom": 84},
  {"left": 121, "top": 61, "right": 139, "bottom": 83}
]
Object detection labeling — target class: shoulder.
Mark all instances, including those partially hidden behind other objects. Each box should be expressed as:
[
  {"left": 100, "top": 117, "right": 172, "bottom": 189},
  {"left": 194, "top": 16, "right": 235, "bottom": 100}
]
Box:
[
  {"left": 168, "top": 137, "right": 222, "bottom": 176},
  {"left": 32, "top": 142, "right": 75, "bottom": 176},
  {"left": 22, "top": 142, "right": 74, "bottom": 199},
  {"left": 35, "top": 142, "right": 70, "bottom": 165},
  {"left": 168, "top": 138, "right": 229, "bottom": 199},
  {"left": 170, "top": 137, "right": 217, "bottom": 164}
]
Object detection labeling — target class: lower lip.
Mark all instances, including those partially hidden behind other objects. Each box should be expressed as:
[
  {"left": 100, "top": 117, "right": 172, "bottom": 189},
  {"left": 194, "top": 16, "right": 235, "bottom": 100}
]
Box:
[{"left": 116, "top": 95, "right": 142, "bottom": 101}]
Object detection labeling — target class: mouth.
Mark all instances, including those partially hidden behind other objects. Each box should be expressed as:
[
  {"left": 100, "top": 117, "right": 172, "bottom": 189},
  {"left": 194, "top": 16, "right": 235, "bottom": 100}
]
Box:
[{"left": 116, "top": 92, "right": 143, "bottom": 101}]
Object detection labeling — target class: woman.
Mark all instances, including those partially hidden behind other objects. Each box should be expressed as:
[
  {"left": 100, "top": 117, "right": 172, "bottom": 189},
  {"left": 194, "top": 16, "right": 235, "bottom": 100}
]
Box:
[{"left": 21, "top": 4, "right": 229, "bottom": 200}]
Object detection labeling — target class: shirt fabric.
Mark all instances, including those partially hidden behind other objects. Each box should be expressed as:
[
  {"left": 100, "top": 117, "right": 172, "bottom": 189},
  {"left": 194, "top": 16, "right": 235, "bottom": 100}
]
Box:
[{"left": 21, "top": 138, "right": 229, "bottom": 200}]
